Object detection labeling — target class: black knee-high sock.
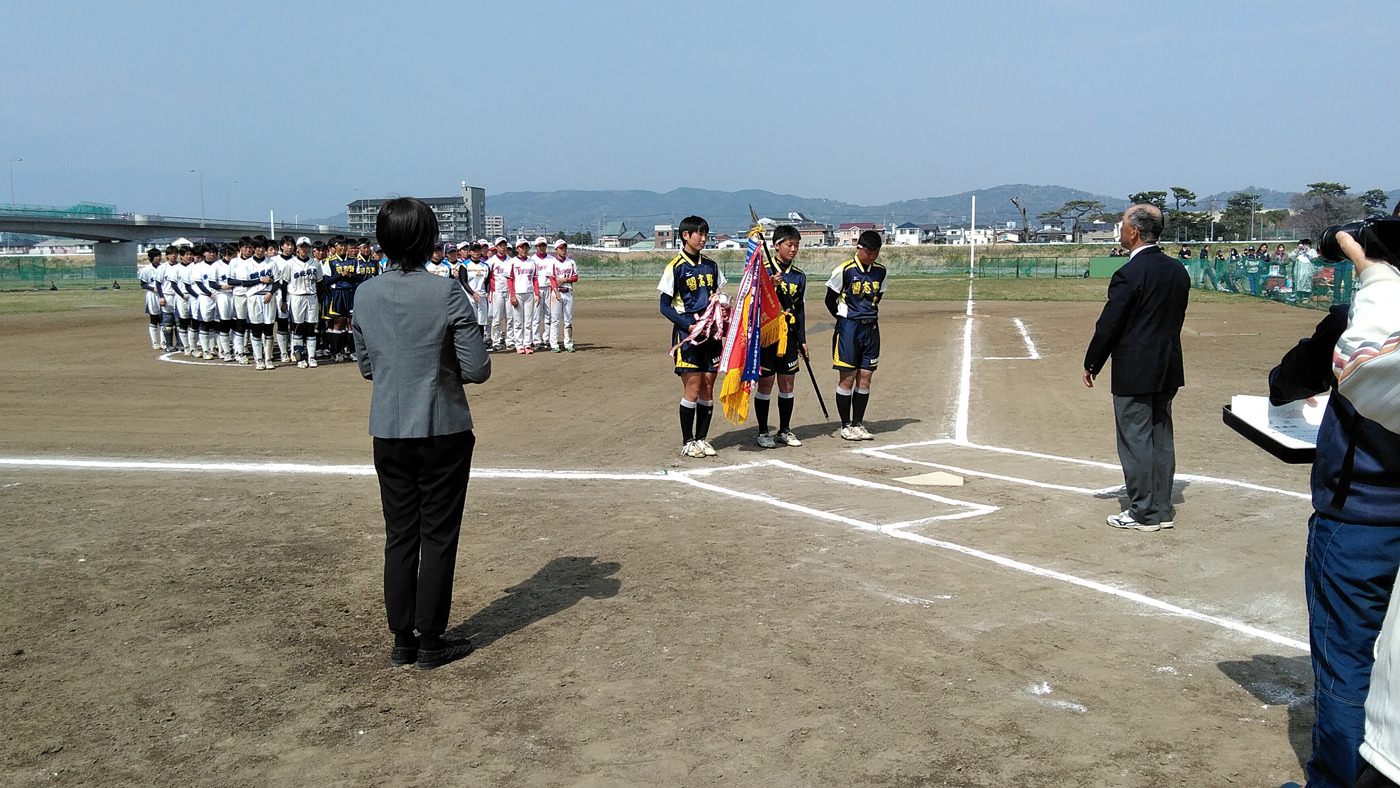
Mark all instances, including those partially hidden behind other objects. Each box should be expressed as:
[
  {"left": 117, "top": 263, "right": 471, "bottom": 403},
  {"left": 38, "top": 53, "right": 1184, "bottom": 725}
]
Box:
[
  {"left": 778, "top": 394, "right": 794, "bottom": 432},
  {"left": 853, "top": 389, "right": 870, "bottom": 425},
  {"left": 836, "top": 389, "right": 852, "bottom": 426},
  {"left": 695, "top": 400, "right": 714, "bottom": 440},
  {"left": 679, "top": 400, "right": 696, "bottom": 444},
  {"left": 754, "top": 393, "right": 771, "bottom": 433}
]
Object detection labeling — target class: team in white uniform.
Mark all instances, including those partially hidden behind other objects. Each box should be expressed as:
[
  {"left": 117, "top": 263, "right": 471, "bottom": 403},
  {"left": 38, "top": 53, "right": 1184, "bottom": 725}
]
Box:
[{"left": 141, "top": 232, "right": 579, "bottom": 362}]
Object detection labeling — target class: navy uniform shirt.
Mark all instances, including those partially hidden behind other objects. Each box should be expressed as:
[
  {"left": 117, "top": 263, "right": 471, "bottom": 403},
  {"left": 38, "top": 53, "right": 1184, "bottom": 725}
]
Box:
[
  {"left": 825, "top": 258, "right": 887, "bottom": 320},
  {"left": 768, "top": 259, "right": 807, "bottom": 344},
  {"left": 658, "top": 250, "right": 727, "bottom": 314}
]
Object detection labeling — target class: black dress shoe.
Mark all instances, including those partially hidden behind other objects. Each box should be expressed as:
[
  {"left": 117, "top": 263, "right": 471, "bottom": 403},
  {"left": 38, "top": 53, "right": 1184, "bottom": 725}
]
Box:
[
  {"left": 389, "top": 645, "right": 419, "bottom": 667},
  {"left": 417, "top": 638, "right": 475, "bottom": 670}
]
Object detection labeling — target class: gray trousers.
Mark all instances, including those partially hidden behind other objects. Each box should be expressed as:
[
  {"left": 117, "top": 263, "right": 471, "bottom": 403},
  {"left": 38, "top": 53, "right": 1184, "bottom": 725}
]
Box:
[{"left": 1112, "top": 388, "right": 1177, "bottom": 524}]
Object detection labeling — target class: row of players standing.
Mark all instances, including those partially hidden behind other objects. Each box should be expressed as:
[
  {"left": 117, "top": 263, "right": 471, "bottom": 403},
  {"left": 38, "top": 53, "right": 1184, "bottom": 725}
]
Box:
[
  {"left": 138, "top": 235, "right": 384, "bottom": 369},
  {"left": 137, "top": 234, "right": 581, "bottom": 367},
  {"left": 428, "top": 236, "right": 579, "bottom": 354}
]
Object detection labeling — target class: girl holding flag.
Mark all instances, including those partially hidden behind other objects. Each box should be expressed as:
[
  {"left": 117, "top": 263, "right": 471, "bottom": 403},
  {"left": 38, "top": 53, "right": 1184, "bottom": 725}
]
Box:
[{"left": 659, "top": 215, "right": 727, "bottom": 458}]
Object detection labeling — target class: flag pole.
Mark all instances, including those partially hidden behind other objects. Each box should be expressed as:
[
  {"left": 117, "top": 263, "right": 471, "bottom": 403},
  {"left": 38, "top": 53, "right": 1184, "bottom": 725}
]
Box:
[{"left": 749, "top": 205, "right": 828, "bottom": 420}]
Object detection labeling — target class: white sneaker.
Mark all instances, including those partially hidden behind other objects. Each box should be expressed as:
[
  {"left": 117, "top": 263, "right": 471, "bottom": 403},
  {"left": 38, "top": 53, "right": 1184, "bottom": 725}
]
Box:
[
  {"left": 202, "top": 352, "right": 214, "bottom": 360},
  {"left": 756, "top": 432, "right": 777, "bottom": 449},
  {"left": 854, "top": 425, "right": 874, "bottom": 440},
  {"left": 840, "top": 426, "right": 861, "bottom": 441},
  {"left": 297, "top": 360, "right": 308, "bottom": 369},
  {"left": 263, "top": 360, "right": 275, "bottom": 369},
  {"left": 307, "top": 358, "right": 318, "bottom": 368},
  {"left": 682, "top": 440, "right": 707, "bottom": 458},
  {"left": 254, "top": 361, "right": 265, "bottom": 370},
  {"left": 776, "top": 430, "right": 802, "bottom": 447},
  {"left": 237, "top": 356, "right": 250, "bottom": 366},
  {"left": 1106, "top": 510, "right": 1169, "bottom": 532},
  {"left": 700, "top": 439, "right": 717, "bottom": 457},
  {"left": 152, "top": 343, "right": 162, "bottom": 351}
]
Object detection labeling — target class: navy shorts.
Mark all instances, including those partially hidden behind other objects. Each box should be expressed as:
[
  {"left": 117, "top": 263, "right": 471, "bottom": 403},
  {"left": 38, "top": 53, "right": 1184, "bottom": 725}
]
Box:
[
  {"left": 760, "top": 340, "right": 800, "bottom": 377},
  {"left": 832, "top": 317, "right": 879, "bottom": 371},
  {"left": 673, "top": 327, "right": 721, "bottom": 376}
]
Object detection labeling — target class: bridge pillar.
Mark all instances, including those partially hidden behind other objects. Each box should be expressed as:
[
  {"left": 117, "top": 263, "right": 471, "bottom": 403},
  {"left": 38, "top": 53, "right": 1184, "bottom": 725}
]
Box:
[{"left": 94, "top": 240, "right": 138, "bottom": 275}]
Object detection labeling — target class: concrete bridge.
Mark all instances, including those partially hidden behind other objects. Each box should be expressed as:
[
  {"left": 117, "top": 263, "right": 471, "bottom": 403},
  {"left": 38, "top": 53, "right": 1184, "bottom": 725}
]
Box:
[{"left": 0, "top": 207, "right": 354, "bottom": 266}]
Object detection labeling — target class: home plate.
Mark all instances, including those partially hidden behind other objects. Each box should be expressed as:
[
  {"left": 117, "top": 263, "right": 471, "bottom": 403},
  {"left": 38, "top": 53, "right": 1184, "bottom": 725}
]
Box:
[{"left": 892, "top": 471, "right": 964, "bottom": 487}]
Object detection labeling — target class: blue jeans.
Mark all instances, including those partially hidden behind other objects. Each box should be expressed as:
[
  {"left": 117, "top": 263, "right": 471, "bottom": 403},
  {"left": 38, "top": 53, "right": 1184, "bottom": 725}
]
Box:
[{"left": 1305, "top": 513, "right": 1400, "bottom": 788}]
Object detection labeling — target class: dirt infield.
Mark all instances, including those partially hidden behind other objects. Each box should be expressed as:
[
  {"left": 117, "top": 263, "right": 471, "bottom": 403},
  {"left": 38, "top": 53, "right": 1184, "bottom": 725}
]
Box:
[{"left": 1, "top": 286, "right": 1327, "bottom": 786}]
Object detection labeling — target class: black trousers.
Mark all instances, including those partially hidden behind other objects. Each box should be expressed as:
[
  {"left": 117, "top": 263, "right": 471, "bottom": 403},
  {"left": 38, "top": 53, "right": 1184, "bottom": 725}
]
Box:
[
  {"left": 373, "top": 430, "right": 475, "bottom": 638},
  {"left": 1112, "top": 388, "right": 1177, "bottom": 525}
]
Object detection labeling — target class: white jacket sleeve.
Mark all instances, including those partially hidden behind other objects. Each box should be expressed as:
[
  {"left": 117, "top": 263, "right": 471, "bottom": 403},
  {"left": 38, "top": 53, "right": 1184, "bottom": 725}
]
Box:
[{"left": 1334, "top": 263, "right": 1400, "bottom": 432}]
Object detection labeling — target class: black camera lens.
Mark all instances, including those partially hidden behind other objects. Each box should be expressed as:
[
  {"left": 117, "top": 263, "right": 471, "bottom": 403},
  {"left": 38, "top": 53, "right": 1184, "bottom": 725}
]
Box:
[{"left": 1318, "top": 221, "right": 1368, "bottom": 263}]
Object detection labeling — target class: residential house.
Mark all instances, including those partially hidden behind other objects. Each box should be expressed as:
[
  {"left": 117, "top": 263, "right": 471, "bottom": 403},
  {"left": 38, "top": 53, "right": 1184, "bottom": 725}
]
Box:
[
  {"left": 600, "top": 220, "right": 628, "bottom": 248},
  {"left": 837, "top": 222, "right": 877, "bottom": 246},
  {"left": 654, "top": 224, "right": 674, "bottom": 250},
  {"left": 892, "top": 222, "right": 922, "bottom": 246}
]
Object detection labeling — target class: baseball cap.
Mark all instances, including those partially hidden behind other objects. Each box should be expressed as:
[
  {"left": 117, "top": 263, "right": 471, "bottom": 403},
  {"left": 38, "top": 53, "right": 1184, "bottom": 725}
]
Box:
[
  {"left": 515, "top": 238, "right": 529, "bottom": 247},
  {"left": 553, "top": 239, "right": 567, "bottom": 249},
  {"left": 296, "top": 236, "right": 311, "bottom": 246},
  {"left": 494, "top": 236, "right": 508, "bottom": 245},
  {"left": 533, "top": 236, "right": 548, "bottom": 246}
]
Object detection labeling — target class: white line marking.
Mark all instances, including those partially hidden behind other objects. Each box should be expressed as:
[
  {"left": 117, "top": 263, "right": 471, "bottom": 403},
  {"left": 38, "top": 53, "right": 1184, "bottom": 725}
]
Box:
[
  {"left": 0, "top": 453, "right": 1308, "bottom": 651},
  {"left": 157, "top": 352, "right": 229, "bottom": 367},
  {"left": 861, "top": 449, "right": 1103, "bottom": 495},
  {"left": 883, "top": 525, "right": 1308, "bottom": 652},
  {"left": 956, "top": 280, "right": 973, "bottom": 443},
  {"left": 984, "top": 317, "right": 1042, "bottom": 360},
  {"left": 859, "top": 440, "right": 1311, "bottom": 501}
]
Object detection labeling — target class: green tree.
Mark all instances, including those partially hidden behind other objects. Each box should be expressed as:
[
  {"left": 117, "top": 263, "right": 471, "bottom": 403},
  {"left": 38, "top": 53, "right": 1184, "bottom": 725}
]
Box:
[
  {"left": 1170, "top": 187, "right": 1197, "bottom": 213},
  {"left": 1288, "top": 183, "right": 1362, "bottom": 239},
  {"left": 1127, "top": 191, "right": 1167, "bottom": 210},
  {"left": 1220, "top": 192, "right": 1261, "bottom": 240},
  {"left": 1361, "top": 188, "right": 1392, "bottom": 215},
  {"left": 1040, "top": 199, "right": 1106, "bottom": 243}
]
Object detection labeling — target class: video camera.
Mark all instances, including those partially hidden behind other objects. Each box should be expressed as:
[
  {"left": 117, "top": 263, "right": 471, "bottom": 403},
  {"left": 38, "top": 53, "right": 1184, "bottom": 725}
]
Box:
[{"left": 1318, "top": 216, "right": 1400, "bottom": 266}]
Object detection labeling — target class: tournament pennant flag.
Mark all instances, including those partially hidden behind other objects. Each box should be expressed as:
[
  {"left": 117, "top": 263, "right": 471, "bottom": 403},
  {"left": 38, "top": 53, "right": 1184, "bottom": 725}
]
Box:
[{"left": 717, "top": 225, "right": 788, "bottom": 424}]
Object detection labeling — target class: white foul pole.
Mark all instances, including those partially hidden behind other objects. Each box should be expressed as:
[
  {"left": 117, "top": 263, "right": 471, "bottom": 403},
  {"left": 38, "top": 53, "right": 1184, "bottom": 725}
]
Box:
[
  {"left": 270, "top": 210, "right": 275, "bottom": 237},
  {"left": 969, "top": 195, "right": 976, "bottom": 277}
]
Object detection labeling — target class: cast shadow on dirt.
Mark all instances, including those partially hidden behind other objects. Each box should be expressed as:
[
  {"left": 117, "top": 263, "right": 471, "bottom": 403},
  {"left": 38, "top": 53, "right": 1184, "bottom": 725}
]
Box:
[
  {"left": 1092, "top": 478, "right": 1193, "bottom": 510},
  {"left": 446, "top": 556, "right": 621, "bottom": 650},
  {"left": 1218, "top": 653, "right": 1314, "bottom": 772},
  {"left": 711, "top": 417, "right": 923, "bottom": 452}
]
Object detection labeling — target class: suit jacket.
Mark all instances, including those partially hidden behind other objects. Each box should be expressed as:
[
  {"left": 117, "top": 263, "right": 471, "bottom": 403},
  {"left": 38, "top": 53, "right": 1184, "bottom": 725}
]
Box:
[
  {"left": 352, "top": 269, "right": 491, "bottom": 439},
  {"left": 1084, "top": 245, "right": 1190, "bottom": 396}
]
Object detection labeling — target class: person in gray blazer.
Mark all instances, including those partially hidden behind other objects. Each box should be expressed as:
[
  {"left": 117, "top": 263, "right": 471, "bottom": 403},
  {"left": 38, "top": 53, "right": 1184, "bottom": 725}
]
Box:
[
  {"left": 1083, "top": 203, "right": 1190, "bottom": 532},
  {"left": 352, "top": 197, "right": 491, "bottom": 670}
]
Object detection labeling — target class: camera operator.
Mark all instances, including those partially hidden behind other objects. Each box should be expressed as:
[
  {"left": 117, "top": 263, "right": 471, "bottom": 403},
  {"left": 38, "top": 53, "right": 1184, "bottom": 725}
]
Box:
[{"left": 1269, "top": 228, "right": 1400, "bottom": 788}]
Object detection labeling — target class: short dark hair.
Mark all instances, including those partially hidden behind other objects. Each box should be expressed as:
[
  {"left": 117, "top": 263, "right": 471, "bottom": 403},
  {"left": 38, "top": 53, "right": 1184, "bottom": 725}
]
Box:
[
  {"left": 1124, "top": 205, "right": 1164, "bottom": 242},
  {"left": 678, "top": 215, "right": 709, "bottom": 237},
  {"left": 376, "top": 197, "right": 439, "bottom": 273},
  {"left": 146, "top": 248, "right": 161, "bottom": 261},
  {"left": 772, "top": 225, "right": 800, "bottom": 245},
  {"left": 857, "top": 230, "right": 883, "bottom": 251},
  {"left": 280, "top": 235, "right": 295, "bottom": 245},
  {"left": 238, "top": 236, "right": 253, "bottom": 248}
]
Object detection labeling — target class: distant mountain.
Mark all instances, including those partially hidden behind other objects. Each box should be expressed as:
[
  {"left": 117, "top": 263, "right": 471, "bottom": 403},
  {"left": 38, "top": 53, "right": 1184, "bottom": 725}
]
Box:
[{"left": 485, "top": 184, "right": 1129, "bottom": 235}]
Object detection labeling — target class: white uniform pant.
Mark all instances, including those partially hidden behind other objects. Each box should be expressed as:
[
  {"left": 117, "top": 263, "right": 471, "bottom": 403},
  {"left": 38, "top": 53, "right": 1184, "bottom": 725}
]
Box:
[
  {"left": 551, "top": 290, "right": 574, "bottom": 349},
  {"left": 534, "top": 286, "right": 552, "bottom": 346},
  {"left": 175, "top": 294, "right": 192, "bottom": 319},
  {"left": 144, "top": 291, "right": 161, "bottom": 315},
  {"left": 233, "top": 291, "right": 250, "bottom": 321},
  {"left": 489, "top": 291, "right": 510, "bottom": 346},
  {"left": 197, "top": 294, "right": 217, "bottom": 322},
  {"left": 471, "top": 292, "right": 489, "bottom": 329},
  {"left": 215, "top": 292, "right": 235, "bottom": 321},
  {"left": 289, "top": 293, "right": 319, "bottom": 325},
  {"left": 511, "top": 294, "right": 536, "bottom": 349}
]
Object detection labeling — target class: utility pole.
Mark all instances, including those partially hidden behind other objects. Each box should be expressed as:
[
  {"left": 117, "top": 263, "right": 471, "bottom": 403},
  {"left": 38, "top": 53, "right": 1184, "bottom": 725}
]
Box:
[
  {"left": 8, "top": 158, "right": 20, "bottom": 207},
  {"left": 189, "top": 168, "right": 205, "bottom": 225}
]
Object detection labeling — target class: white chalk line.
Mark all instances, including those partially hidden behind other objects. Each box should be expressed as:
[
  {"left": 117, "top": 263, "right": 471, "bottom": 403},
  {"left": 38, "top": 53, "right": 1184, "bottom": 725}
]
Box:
[
  {"left": 984, "top": 317, "right": 1042, "bottom": 360},
  {"left": 157, "top": 352, "right": 231, "bottom": 367},
  {"left": 1, "top": 452, "right": 1307, "bottom": 651},
  {"left": 860, "top": 448, "right": 1103, "bottom": 495}
]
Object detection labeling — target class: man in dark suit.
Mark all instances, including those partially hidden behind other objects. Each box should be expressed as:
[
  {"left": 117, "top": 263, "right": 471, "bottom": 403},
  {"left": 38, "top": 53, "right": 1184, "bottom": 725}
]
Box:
[{"left": 1083, "top": 204, "right": 1190, "bottom": 532}]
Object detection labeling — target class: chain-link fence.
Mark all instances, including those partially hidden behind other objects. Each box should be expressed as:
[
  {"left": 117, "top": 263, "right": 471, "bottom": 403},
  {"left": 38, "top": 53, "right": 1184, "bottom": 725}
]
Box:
[{"left": 0, "top": 257, "right": 137, "bottom": 284}]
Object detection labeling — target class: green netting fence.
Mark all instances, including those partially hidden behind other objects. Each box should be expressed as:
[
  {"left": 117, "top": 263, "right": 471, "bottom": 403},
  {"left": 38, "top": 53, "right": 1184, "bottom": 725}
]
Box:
[{"left": 0, "top": 258, "right": 137, "bottom": 283}]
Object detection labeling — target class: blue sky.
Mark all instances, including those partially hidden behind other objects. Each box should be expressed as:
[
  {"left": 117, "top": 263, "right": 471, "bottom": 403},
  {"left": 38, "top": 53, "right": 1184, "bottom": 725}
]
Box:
[{"left": 3, "top": 0, "right": 1397, "bottom": 221}]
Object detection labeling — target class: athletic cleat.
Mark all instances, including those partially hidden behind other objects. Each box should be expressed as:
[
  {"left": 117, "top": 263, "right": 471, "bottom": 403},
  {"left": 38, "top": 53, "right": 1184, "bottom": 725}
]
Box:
[
  {"left": 854, "top": 425, "right": 874, "bottom": 440},
  {"left": 776, "top": 430, "right": 802, "bottom": 447},
  {"left": 552, "top": 347, "right": 562, "bottom": 353},
  {"left": 297, "top": 360, "right": 308, "bottom": 369},
  {"left": 565, "top": 346, "right": 576, "bottom": 352},
  {"left": 153, "top": 343, "right": 163, "bottom": 351},
  {"left": 237, "top": 357, "right": 250, "bottom": 366},
  {"left": 700, "top": 439, "right": 717, "bottom": 457},
  {"left": 264, "top": 360, "right": 275, "bottom": 369},
  {"left": 254, "top": 362, "right": 265, "bottom": 370},
  {"left": 307, "top": 358, "right": 318, "bottom": 368},
  {"left": 840, "top": 426, "right": 861, "bottom": 441},
  {"left": 202, "top": 352, "right": 214, "bottom": 360},
  {"left": 348, "top": 353, "right": 357, "bottom": 362},
  {"left": 682, "top": 440, "right": 707, "bottom": 458},
  {"left": 756, "top": 432, "right": 777, "bottom": 449}
]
